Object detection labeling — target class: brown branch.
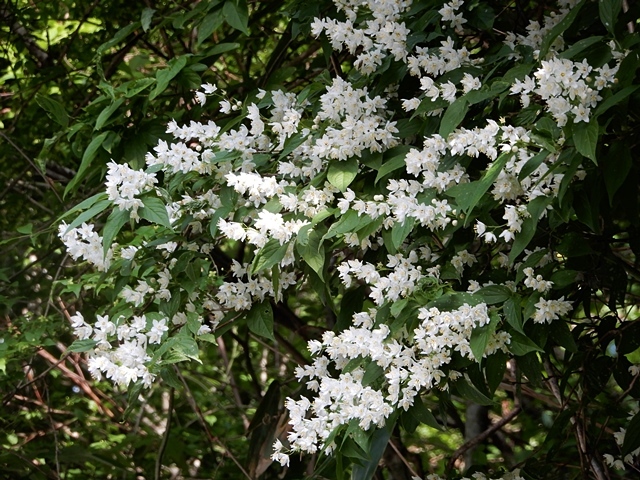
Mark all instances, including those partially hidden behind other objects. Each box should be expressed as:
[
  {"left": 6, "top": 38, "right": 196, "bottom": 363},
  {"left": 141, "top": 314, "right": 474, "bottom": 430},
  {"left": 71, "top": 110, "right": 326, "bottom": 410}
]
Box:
[
  {"left": 446, "top": 406, "right": 522, "bottom": 474},
  {"left": 216, "top": 336, "right": 250, "bottom": 430},
  {"left": 0, "top": 131, "right": 63, "bottom": 204},
  {"left": 35, "top": 349, "right": 115, "bottom": 418},
  {"left": 173, "top": 366, "right": 253, "bottom": 480}
]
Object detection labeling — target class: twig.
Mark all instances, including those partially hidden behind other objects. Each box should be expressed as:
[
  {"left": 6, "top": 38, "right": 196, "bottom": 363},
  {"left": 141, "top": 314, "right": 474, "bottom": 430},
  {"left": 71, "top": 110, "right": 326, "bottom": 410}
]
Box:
[
  {"left": 216, "top": 336, "right": 250, "bottom": 430},
  {"left": 0, "top": 131, "right": 63, "bottom": 204},
  {"left": 173, "top": 366, "right": 252, "bottom": 480},
  {"left": 388, "top": 439, "right": 421, "bottom": 478},
  {"left": 446, "top": 406, "right": 522, "bottom": 474},
  {"left": 155, "top": 388, "right": 174, "bottom": 480},
  {"left": 543, "top": 358, "right": 607, "bottom": 480}
]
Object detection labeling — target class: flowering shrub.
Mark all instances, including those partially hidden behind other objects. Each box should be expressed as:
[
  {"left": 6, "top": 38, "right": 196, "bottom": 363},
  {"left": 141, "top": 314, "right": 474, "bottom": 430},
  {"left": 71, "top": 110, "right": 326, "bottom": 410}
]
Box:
[{"left": 53, "top": 0, "right": 640, "bottom": 477}]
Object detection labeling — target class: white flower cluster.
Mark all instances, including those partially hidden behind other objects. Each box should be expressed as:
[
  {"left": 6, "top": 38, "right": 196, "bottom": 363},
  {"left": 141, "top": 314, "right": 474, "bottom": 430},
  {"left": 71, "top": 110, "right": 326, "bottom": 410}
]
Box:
[
  {"left": 407, "top": 37, "right": 480, "bottom": 78},
  {"left": 312, "top": 77, "right": 399, "bottom": 160},
  {"left": 337, "top": 251, "right": 423, "bottom": 305},
  {"left": 523, "top": 267, "right": 553, "bottom": 293},
  {"left": 273, "top": 301, "right": 509, "bottom": 464},
  {"left": 215, "top": 260, "right": 298, "bottom": 311},
  {"left": 105, "top": 161, "right": 158, "bottom": 219},
  {"left": 503, "top": 0, "right": 578, "bottom": 57},
  {"left": 58, "top": 222, "right": 113, "bottom": 272},
  {"left": 218, "top": 211, "right": 308, "bottom": 248},
  {"left": 70, "top": 312, "right": 167, "bottom": 388},
  {"left": 438, "top": 0, "right": 467, "bottom": 33},
  {"left": 511, "top": 58, "right": 618, "bottom": 127},
  {"left": 310, "top": 0, "right": 413, "bottom": 74},
  {"left": 532, "top": 296, "right": 572, "bottom": 324}
]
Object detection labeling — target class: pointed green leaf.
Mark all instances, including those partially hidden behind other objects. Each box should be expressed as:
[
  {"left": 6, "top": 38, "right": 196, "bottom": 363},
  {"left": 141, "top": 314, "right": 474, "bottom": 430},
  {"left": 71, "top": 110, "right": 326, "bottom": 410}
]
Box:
[
  {"left": 573, "top": 119, "right": 598, "bottom": 164},
  {"left": 139, "top": 196, "right": 171, "bottom": 228},
  {"left": 65, "top": 131, "right": 110, "bottom": 196},
  {"left": 150, "top": 56, "right": 188, "bottom": 100},
  {"left": 296, "top": 229, "right": 325, "bottom": 280},
  {"left": 447, "top": 152, "right": 509, "bottom": 217},
  {"left": 246, "top": 301, "right": 275, "bottom": 342},
  {"left": 197, "top": 11, "right": 225, "bottom": 46},
  {"left": 141, "top": 7, "right": 156, "bottom": 32},
  {"left": 328, "top": 157, "right": 358, "bottom": 192},
  {"left": 223, "top": 0, "right": 249, "bottom": 36},
  {"left": 95, "top": 98, "right": 124, "bottom": 131},
  {"left": 102, "top": 208, "right": 130, "bottom": 257},
  {"left": 251, "top": 239, "right": 288, "bottom": 275},
  {"left": 36, "top": 95, "right": 69, "bottom": 128},
  {"left": 64, "top": 199, "right": 112, "bottom": 233},
  {"left": 599, "top": 0, "right": 621, "bottom": 34},
  {"left": 439, "top": 98, "right": 468, "bottom": 138}
]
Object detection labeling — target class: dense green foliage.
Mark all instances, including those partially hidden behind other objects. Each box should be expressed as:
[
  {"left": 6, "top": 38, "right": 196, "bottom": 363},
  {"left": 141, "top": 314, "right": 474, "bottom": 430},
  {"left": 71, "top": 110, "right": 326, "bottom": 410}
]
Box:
[{"left": 2, "top": 0, "right": 640, "bottom": 479}]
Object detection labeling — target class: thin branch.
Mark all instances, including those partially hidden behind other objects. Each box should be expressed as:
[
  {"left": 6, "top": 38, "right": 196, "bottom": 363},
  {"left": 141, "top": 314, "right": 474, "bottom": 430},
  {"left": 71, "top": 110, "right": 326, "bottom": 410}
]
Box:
[
  {"left": 0, "top": 131, "right": 63, "bottom": 204},
  {"left": 388, "top": 439, "right": 421, "bottom": 478},
  {"left": 173, "top": 366, "right": 253, "bottom": 480},
  {"left": 446, "top": 406, "right": 522, "bottom": 474},
  {"left": 154, "top": 388, "right": 174, "bottom": 480}
]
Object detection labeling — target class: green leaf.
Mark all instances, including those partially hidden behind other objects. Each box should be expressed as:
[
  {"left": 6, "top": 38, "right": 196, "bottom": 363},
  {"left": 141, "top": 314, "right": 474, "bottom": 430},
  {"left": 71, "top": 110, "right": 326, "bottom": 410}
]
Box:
[
  {"left": 518, "top": 150, "right": 549, "bottom": 180},
  {"left": 509, "top": 196, "right": 551, "bottom": 262},
  {"left": 246, "top": 301, "right": 275, "bottom": 342},
  {"left": 172, "top": 334, "right": 201, "bottom": 363},
  {"left": 599, "top": 0, "right": 621, "bottom": 34},
  {"left": 447, "top": 152, "right": 509, "bottom": 217},
  {"left": 197, "top": 11, "right": 225, "bottom": 46},
  {"left": 35, "top": 95, "right": 69, "bottom": 128},
  {"left": 68, "top": 339, "right": 98, "bottom": 353},
  {"left": 223, "top": 0, "right": 249, "bottom": 36},
  {"left": 559, "top": 36, "right": 605, "bottom": 60},
  {"left": 296, "top": 229, "right": 325, "bottom": 280},
  {"left": 374, "top": 146, "right": 411, "bottom": 184},
  {"left": 140, "top": 7, "right": 156, "bottom": 32},
  {"left": 150, "top": 56, "right": 188, "bottom": 100},
  {"left": 549, "top": 320, "right": 577, "bottom": 353},
  {"left": 97, "top": 23, "right": 139, "bottom": 56},
  {"left": 391, "top": 217, "right": 415, "bottom": 250},
  {"left": 453, "top": 377, "right": 496, "bottom": 406},
  {"left": 439, "top": 98, "right": 468, "bottom": 138},
  {"left": 251, "top": 239, "right": 288, "bottom": 275},
  {"left": 102, "top": 208, "right": 130, "bottom": 257},
  {"left": 475, "top": 285, "right": 512, "bottom": 305},
  {"left": 139, "top": 196, "right": 172, "bottom": 228},
  {"left": 622, "top": 411, "right": 640, "bottom": 456},
  {"left": 351, "top": 416, "right": 396, "bottom": 480},
  {"left": 65, "top": 131, "right": 110, "bottom": 196},
  {"left": 16, "top": 223, "right": 33, "bottom": 235},
  {"left": 470, "top": 313, "right": 499, "bottom": 361},
  {"left": 64, "top": 199, "right": 112, "bottom": 233},
  {"left": 323, "top": 210, "right": 370, "bottom": 240},
  {"left": 572, "top": 119, "right": 598, "bottom": 164},
  {"left": 594, "top": 85, "right": 640, "bottom": 118},
  {"left": 328, "top": 157, "right": 358, "bottom": 192},
  {"left": 508, "top": 330, "right": 544, "bottom": 356},
  {"left": 485, "top": 351, "right": 508, "bottom": 394},
  {"left": 123, "top": 78, "right": 156, "bottom": 98},
  {"left": 95, "top": 98, "right": 124, "bottom": 131},
  {"left": 58, "top": 192, "right": 108, "bottom": 221},
  {"left": 504, "top": 298, "right": 524, "bottom": 334}
]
